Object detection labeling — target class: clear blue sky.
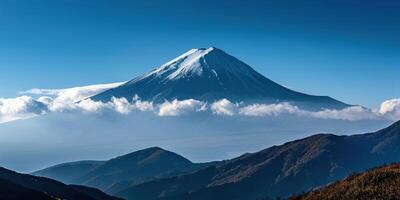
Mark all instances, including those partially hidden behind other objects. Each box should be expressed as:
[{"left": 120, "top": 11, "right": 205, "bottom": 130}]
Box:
[{"left": 0, "top": 0, "right": 399, "bottom": 108}]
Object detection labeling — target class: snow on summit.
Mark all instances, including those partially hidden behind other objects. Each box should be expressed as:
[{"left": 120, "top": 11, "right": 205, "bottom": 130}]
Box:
[
  {"left": 151, "top": 47, "right": 214, "bottom": 80},
  {"left": 141, "top": 47, "right": 257, "bottom": 81}
]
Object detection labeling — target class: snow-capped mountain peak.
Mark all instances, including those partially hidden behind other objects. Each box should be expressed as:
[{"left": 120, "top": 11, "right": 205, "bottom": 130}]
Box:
[{"left": 91, "top": 47, "right": 350, "bottom": 110}]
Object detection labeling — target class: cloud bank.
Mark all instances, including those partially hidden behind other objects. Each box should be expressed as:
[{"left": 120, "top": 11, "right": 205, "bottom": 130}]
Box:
[
  {"left": 21, "top": 82, "right": 125, "bottom": 103},
  {"left": 0, "top": 96, "right": 48, "bottom": 123},
  {"left": 1, "top": 83, "right": 399, "bottom": 123},
  {"left": 378, "top": 98, "right": 400, "bottom": 121}
]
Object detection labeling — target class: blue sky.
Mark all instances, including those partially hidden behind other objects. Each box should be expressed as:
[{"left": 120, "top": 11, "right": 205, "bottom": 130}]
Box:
[{"left": 0, "top": 0, "right": 399, "bottom": 108}]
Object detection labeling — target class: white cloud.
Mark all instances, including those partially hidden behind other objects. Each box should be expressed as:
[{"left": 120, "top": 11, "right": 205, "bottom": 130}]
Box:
[
  {"left": 309, "top": 106, "right": 378, "bottom": 121},
  {"left": 23, "top": 82, "right": 125, "bottom": 113},
  {"left": 239, "top": 102, "right": 300, "bottom": 116},
  {"left": 210, "top": 99, "right": 237, "bottom": 116},
  {"left": 158, "top": 99, "right": 205, "bottom": 116},
  {"left": 0, "top": 82, "right": 123, "bottom": 122},
  {"left": 0, "top": 82, "right": 399, "bottom": 123},
  {"left": 76, "top": 99, "right": 110, "bottom": 113},
  {"left": 133, "top": 99, "right": 154, "bottom": 112},
  {"left": 238, "top": 102, "right": 378, "bottom": 121},
  {"left": 110, "top": 97, "right": 132, "bottom": 114},
  {"left": 108, "top": 97, "right": 154, "bottom": 114},
  {"left": 0, "top": 96, "right": 48, "bottom": 123},
  {"left": 21, "top": 82, "right": 125, "bottom": 103},
  {"left": 378, "top": 98, "right": 400, "bottom": 121}
]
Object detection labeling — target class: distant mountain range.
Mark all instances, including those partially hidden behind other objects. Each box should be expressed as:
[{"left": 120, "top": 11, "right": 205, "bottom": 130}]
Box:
[
  {"left": 34, "top": 120, "right": 400, "bottom": 200},
  {"left": 33, "top": 147, "right": 218, "bottom": 195},
  {"left": 0, "top": 166, "right": 121, "bottom": 200},
  {"left": 292, "top": 163, "right": 400, "bottom": 200},
  {"left": 91, "top": 47, "right": 350, "bottom": 110},
  {"left": 115, "top": 120, "right": 400, "bottom": 200}
]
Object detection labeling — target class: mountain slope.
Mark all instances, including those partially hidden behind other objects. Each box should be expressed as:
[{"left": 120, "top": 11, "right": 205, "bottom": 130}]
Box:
[
  {"left": 292, "top": 163, "right": 400, "bottom": 200},
  {"left": 33, "top": 160, "right": 104, "bottom": 184},
  {"left": 0, "top": 166, "right": 120, "bottom": 200},
  {"left": 70, "top": 185, "right": 124, "bottom": 200},
  {"left": 117, "top": 121, "right": 400, "bottom": 200},
  {"left": 91, "top": 47, "right": 349, "bottom": 110},
  {"left": 0, "top": 178, "right": 56, "bottom": 200},
  {"left": 34, "top": 147, "right": 216, "bottom": 195}
]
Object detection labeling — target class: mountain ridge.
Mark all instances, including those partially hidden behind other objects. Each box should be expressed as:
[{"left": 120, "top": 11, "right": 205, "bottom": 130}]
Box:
[
  {"left": 34, "top": 147, "right": 219, "bottom": 195},
  {"left": 33, "top": 160, "right": 105, "bottom": 183}
]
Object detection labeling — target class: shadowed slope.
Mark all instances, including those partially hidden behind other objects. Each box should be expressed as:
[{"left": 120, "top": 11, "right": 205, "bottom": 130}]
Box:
[
  {"left": 0, "top": 166, "right": 120, "bottom": 200},
  {"left": 33, "top": 160, "right": 104, "bottom": 184},
  {"left": 0, "top": 178, "right": 56, "bottom": 200}
]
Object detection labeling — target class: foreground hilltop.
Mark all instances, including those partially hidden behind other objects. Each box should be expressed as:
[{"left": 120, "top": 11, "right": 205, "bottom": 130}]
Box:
[
  {"left": 292, "top": 163, "right": 400, "bottom": 200},
  {"left": 0, "top": 166, "right": 121, "bottom": 200}
]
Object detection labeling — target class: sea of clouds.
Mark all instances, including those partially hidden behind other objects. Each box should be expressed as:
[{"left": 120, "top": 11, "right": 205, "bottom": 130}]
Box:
[
  {"left": 0, "top": 82, "right": 397, "bottom": 172},
  {"left": 1, "top": 82, "right": 399, "bottom": 124}
]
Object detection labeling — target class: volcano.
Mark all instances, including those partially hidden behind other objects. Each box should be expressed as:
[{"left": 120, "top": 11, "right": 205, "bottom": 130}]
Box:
[{"left": 91, "top": 47, "right": 349, "bottom": 110}]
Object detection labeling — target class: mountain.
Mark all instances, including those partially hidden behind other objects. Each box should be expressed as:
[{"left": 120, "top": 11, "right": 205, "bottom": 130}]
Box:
[
  {"left": 91, "top": 47, "right": 349, "bottom": 110},
  {"left": 116, "top": 120, "right": 400, "bottom": 200},
  {"left": 34, "top": 147, "right": 217, "bottom": 195},
  {"left": 292, "top": 163, "right": 400, "bottom": 200},
  {"left": 0, "top": 166, "right": 121, "bottom": 200}
]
